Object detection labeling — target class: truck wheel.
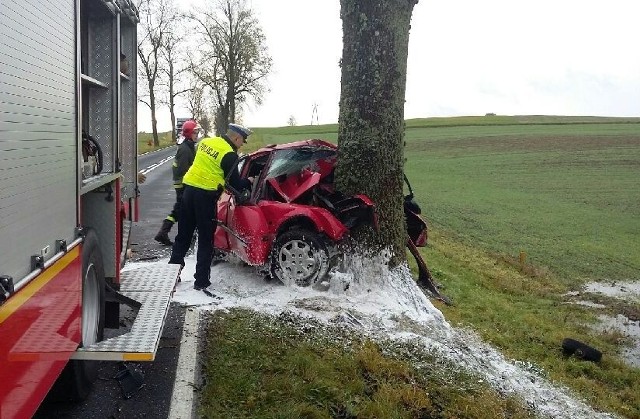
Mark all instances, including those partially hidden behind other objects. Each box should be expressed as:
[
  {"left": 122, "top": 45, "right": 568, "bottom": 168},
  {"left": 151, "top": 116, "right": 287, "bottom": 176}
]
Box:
[
  {"left": 271, "top": 229, "right": 329, "bottom": 287},
  {"left": 51, "top": 229, "right": 106, "bottom": 401}
]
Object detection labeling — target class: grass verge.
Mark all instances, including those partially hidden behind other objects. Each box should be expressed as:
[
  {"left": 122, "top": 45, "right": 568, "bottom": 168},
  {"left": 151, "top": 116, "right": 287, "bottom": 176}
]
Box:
[
  {"left": 423, "top": 228, "right": 640, "bottom": 418},
  {"left": 199, "top": 309, "right": 534, "bottom": 419}
]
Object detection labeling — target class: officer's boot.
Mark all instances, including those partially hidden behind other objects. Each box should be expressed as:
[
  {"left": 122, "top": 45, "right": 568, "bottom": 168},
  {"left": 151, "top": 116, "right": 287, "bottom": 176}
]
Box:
[{"left": 154, "top": 219, "right": 174, "bottom": 246}]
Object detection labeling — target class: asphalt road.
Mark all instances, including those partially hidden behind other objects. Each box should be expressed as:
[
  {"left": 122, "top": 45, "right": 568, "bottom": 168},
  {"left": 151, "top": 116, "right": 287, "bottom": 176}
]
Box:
[
  {"left": 35, "top": 147, "right": 187, "bottom": 419},
  {"left": 134, "top": 146, "right": 180, "bottom": 262}
]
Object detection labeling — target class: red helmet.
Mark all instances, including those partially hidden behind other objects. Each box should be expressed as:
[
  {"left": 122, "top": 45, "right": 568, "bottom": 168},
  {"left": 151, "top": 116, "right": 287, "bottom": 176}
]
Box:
[{"left": 182, "top": 120, "right": 198, "bottom": 137}]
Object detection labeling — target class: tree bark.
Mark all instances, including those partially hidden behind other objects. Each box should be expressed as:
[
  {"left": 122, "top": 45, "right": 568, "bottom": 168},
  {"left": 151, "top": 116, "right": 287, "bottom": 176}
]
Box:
[
  {"left": 336, "top": 0, "right": 417, "bottom": 265},
  {"left": 168, "top": 58, "right": 176, "bottom": 142},
  {"left": 149, "top": 81, "right": 159, "bottom": 146}
]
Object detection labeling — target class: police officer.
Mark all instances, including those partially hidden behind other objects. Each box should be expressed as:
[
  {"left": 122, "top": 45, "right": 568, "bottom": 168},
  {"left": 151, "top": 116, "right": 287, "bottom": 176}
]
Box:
[
  {"left": 169, "top": 123, "right": 252, "bottom": 291},
  {"left": 154, "top": 120, "right": 200, "bottom": 245}
]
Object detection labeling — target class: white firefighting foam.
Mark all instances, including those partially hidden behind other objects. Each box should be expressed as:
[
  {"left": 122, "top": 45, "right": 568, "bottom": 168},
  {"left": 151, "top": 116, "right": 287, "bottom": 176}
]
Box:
[{"left": 125, "top": 252, "right": 616, "bottom": 419}]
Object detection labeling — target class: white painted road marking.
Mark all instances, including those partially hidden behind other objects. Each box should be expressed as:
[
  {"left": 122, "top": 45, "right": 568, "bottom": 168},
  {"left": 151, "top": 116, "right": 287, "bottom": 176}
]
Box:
[
  {"left": 140, "top": 156, "right": 174, "bottom": 175},
  {"left": 168, "top": 308, "right": 200, "bottom": 419}
]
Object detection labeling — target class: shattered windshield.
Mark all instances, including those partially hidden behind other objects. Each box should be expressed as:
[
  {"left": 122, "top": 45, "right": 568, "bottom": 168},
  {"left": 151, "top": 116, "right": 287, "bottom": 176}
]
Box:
[{"left": 265, "top": 147, "right": 336, "bottom": 179}]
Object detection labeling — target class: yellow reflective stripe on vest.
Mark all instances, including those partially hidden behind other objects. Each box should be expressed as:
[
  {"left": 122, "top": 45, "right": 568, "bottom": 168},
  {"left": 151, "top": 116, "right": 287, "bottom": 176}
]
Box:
[{"left": 182, "top": 137, "right": 233, "bottom": 190}]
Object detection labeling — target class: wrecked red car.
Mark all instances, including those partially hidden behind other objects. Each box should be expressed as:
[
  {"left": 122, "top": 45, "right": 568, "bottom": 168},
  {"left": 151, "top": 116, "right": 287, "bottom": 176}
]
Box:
[
  {"left": 213, "top": 139, "right": 448, "bottom": 302},
  {"left": 213, "top": 139, "right": 378, "bottom": 287}
]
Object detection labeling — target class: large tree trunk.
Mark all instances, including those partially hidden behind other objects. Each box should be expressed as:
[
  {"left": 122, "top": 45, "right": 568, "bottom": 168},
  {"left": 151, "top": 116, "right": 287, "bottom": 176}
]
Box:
[
  {"left": 215, "top": 105, "right": 229, "bottom": 137},
  {"left": 336, "top": 0, "right": 417, "bottom": 265}
]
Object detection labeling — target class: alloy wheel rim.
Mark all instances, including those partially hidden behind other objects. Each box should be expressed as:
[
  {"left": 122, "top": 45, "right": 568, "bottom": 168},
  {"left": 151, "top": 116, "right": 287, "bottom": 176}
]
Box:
[{"left": 278, "top": 239, "right": 319, "bottom": 286}]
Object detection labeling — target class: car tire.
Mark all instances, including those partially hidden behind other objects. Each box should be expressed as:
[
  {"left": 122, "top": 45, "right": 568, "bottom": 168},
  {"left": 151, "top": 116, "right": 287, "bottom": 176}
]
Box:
[
  {"left": 562, "top": 338, "right": 602, "bottom": 362},
  {"left": 271, "top": 228, "right": 329, "bottom": 287},
  {"left": 50, "top": 229, "right": 106, "bottom": 401}
]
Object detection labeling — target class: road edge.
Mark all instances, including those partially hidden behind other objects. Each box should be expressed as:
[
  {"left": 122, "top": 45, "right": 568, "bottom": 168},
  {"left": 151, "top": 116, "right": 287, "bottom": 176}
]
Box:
[{"left": 168, "top": 307, "right": 200, "bottom": 419}]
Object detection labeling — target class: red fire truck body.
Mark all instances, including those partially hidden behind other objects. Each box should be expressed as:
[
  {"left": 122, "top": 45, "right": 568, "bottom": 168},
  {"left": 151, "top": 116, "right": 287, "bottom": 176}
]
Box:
[
  {"left": 0, "top": 1, "right": 178, "bottom": 417},
  {"left": 0, "top": 249, "right": 82, "bottom": 417}
]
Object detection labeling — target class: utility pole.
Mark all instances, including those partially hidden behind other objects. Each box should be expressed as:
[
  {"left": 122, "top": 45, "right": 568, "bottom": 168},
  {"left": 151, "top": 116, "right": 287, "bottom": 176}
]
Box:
[{"left": 311, "top": 102, "right": 319, "bottom": 125}]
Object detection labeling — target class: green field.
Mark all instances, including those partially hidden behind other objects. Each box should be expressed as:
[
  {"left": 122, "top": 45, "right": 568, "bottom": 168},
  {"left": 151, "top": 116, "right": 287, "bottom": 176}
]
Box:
[
  {"left": 137, "top": 131, "right": 174, "bottom": 153},
  {"left": 406, "top": 123, "right": 640, "bottom": 284}
]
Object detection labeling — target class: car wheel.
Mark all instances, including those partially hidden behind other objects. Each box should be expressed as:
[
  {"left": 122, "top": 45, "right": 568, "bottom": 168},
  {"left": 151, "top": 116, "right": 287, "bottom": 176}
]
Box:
[{"left": 271, "top": 229, "right": 329, "bottom": 287}]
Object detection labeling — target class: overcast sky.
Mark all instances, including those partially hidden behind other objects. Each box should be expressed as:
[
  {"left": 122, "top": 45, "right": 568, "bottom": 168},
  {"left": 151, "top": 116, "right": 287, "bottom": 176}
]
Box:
[{"left": 139, "top": 0, "right": 640, "bottom": 132}]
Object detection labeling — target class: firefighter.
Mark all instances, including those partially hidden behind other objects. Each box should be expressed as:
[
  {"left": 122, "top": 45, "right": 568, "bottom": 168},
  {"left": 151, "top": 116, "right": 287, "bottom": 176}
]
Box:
[
  {"left": 169, "top": 123, "right": 252, "bottom": 292},
  {"left": 154, "top": 120, "right": 200, "bottom": 245}
]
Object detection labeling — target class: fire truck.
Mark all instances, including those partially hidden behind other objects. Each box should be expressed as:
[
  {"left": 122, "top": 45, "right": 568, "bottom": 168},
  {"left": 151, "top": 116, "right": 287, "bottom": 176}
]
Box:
[{"left": 0, "top": 1, "right": 179, "bottom": 417}]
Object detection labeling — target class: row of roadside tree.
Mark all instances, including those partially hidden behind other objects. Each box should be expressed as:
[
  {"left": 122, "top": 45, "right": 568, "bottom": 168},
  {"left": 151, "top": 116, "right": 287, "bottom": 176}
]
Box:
[{"left": 136, "top": 0, "right": 272, "bottom": 145}]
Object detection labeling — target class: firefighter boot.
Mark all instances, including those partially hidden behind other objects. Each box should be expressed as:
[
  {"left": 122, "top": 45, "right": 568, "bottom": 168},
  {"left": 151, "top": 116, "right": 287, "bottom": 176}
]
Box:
[{"left": 154, "top": 219, "right": 174, "bottom": 246}]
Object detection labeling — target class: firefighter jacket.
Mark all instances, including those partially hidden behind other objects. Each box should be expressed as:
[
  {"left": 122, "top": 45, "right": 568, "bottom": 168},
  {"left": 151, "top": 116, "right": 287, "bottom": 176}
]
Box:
[
  {"left": 172, "top": 139, "right": 196, "bottom": 188},
  {"left": 182, "top": 135, "right": 249, "bottom": 192}
]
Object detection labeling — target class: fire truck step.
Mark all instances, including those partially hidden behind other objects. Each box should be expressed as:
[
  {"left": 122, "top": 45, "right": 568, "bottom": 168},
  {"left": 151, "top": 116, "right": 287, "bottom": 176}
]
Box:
[{"left": 71, "top": 263, "right": 181, "bottom": 361}]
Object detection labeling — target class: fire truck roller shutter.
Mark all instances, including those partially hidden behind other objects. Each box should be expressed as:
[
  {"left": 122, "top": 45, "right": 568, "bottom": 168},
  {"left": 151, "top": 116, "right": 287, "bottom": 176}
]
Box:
[{"left": 49, "top": 228, "right": 106, "bottom": 401}]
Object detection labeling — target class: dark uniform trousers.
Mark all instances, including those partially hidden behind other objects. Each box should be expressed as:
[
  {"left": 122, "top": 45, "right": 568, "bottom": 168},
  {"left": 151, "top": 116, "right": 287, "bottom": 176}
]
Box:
[
  {"left": 168, "top": 187, "right": 185, "bottom": 222},
  {"left": 170, "top": 184, "right": 221, "bottom": 288}
]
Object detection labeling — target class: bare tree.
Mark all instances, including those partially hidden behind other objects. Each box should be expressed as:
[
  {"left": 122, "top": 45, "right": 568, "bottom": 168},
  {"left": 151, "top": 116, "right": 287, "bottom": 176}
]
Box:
[
  {"left": 159, "top": 13, "right": 191, "bottom": 142},
  {"left": 287, "top": 115, "right": 297, "bottom": 126},
  {"left": 189, "top": 0, "right": 272, "bottom": 135},
  {"left": 336, "top": 0, "right": 418, "bottom": 265},
  {"left": 137, "top": 0, "right": 173, "bottom": 146},
  {"left": 186, "top": 81, "right": 213, "bottom": 135}
]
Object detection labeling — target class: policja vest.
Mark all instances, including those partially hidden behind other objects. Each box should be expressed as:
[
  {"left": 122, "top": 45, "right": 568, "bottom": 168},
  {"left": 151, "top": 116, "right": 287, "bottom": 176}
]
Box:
[{"left": 182, "top": 136, "right": 233, "bottom": 191}]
